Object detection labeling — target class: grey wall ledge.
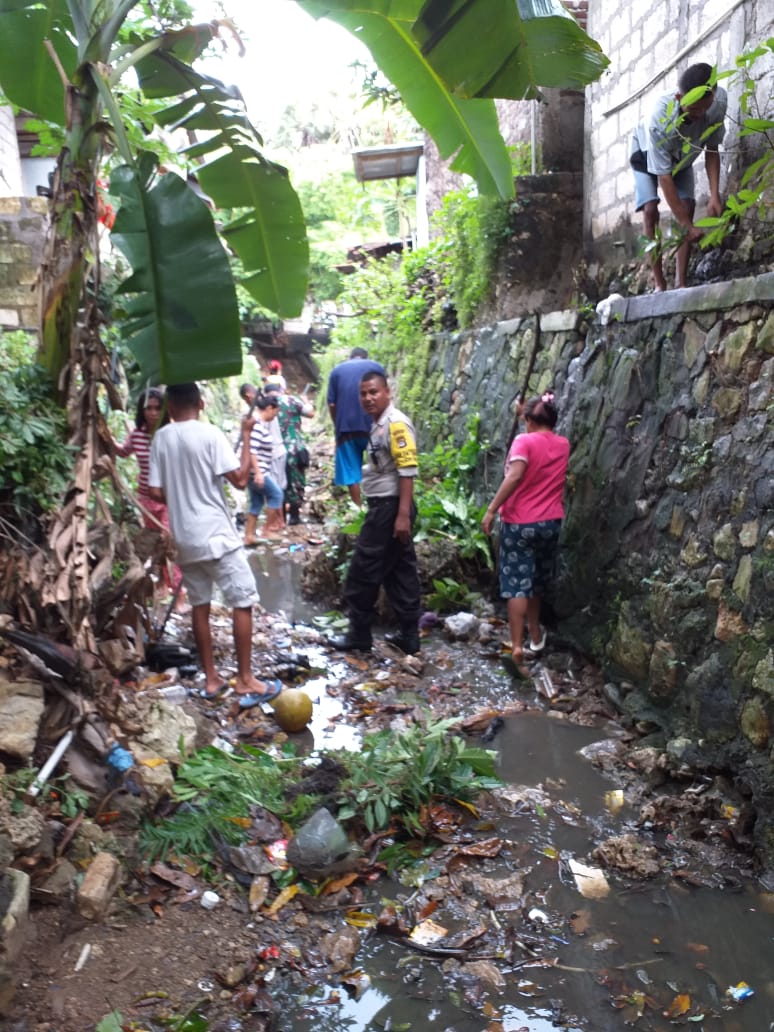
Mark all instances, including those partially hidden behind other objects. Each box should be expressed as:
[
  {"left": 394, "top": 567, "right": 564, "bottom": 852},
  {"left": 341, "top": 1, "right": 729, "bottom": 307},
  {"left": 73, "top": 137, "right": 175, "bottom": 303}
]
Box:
[{"left": 603, "top": 271, "right": 774, "bottom": 324}]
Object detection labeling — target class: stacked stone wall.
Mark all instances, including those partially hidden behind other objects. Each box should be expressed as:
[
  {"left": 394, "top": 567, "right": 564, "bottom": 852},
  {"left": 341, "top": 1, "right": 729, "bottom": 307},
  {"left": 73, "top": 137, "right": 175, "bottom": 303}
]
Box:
[
  {"left": 418, "top": 273, "right": 774, "bottom": 859},
  {"left": 0, "top": 197, "right": 45, "bottom": 329}
]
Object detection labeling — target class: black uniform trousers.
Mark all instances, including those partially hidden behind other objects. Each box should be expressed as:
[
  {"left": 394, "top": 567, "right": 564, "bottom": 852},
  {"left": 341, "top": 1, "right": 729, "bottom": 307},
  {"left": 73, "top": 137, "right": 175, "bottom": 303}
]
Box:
[{"left": 343, "top": 496, "right": 421, "bottom": 641}]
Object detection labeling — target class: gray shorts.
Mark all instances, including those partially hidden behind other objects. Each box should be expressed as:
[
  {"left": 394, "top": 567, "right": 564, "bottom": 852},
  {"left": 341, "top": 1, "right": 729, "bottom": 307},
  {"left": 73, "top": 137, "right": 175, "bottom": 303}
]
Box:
[
  {"left": 180, "top": 548, "right": 259, "bottom": 608},
  {"left": 633, "top": 164, "right": 694, "bottom": 212}
]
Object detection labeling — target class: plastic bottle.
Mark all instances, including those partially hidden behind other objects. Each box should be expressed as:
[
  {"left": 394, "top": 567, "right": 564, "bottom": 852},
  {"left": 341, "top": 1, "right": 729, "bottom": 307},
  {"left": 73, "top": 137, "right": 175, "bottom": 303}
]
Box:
[{"left": 158, "top": 684, "right": 188, "bottom": 704}]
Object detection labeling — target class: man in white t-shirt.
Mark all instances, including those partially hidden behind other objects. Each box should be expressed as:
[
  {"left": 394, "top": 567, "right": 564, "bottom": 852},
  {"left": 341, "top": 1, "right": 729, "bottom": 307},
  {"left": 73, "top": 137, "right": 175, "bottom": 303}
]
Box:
[
  {"left": 631, "top": 62, "right": 726, "bottom": 291},
  {"left": 149, "top": 382, "right": 281, "bottom": 706}
]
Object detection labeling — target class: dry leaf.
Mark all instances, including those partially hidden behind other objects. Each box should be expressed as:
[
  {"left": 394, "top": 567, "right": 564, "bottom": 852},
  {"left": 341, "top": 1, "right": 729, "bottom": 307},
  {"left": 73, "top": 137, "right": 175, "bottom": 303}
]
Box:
[
  {"left": 263, "top": 883, "right": 299, "bottom": 917},
  {"left": 663, "top": 993, "right": 691, "bottom": 1018}
]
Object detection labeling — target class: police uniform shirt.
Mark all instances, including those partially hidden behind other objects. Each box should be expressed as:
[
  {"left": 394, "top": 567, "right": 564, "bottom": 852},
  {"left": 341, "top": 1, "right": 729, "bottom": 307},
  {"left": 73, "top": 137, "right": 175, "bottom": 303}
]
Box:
[{"left": 361, "top": 403, "right": 418, "bottom": 498}]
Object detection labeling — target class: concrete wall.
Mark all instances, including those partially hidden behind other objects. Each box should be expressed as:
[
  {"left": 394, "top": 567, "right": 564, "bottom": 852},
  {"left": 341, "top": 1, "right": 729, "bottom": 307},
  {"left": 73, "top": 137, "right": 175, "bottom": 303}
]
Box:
[{"left": 584, "top": 0, "right": 774, "bottom": 263}]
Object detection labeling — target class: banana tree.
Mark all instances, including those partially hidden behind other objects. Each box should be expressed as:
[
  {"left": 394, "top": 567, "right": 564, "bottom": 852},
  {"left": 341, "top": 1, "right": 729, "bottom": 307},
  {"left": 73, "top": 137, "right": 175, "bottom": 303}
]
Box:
[{"left": 0, "top": 0, "right": 607, "bottom": 647}]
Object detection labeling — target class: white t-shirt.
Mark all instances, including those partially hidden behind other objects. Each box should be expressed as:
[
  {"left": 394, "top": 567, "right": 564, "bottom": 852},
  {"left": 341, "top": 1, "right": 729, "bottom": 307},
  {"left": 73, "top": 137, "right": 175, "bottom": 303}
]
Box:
[{"left": 149, "top": 420, "right": 242, "bottom": 564}]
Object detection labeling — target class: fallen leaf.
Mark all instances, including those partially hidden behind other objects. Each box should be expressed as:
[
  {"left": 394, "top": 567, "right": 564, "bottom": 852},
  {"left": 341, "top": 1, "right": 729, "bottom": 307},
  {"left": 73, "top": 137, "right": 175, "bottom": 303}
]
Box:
[
  {"left": 150, "top": 862, "right": 197, "bottom": 891},
  {"left": 263, "top": 883, "right": 299, "bottom": 916},
  {"left": 569, "top": 909, "right": 591, "bottom": 935},
  {"left": 456, "top": 838, "right": 503, "bottom": 858},
  {"left": 344, "top": 911, "right": 377, "bottom": 929},
  {"left": 249, "top": 875, "right": 270, "bottom": 912},
  {"left": 663, "top": 993, "right": 691, "bottom": 1018},
  {"left": 322, "top": 871, "right": 359, "bottom": 895}
]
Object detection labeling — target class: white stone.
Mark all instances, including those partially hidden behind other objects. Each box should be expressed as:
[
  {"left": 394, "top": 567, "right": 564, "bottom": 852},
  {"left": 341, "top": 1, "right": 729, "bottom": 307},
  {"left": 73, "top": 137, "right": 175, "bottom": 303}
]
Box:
[{"left": 0, "top": 678, "right": 44, "bottom": 759}]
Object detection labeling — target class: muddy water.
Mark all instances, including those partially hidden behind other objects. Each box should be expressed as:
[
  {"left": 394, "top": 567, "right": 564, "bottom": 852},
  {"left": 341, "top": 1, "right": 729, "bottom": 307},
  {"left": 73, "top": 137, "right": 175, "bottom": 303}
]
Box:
[{"left": 255, "top": 557, "right": 773, "bottom": 1031}]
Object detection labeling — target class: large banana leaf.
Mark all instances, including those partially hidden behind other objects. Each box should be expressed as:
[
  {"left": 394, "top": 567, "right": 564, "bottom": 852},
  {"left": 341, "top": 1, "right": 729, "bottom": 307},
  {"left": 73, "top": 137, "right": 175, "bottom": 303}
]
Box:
[
  {"left": 136, "top": 51, "right": 308, "bottom": 314},
  {"left": 411, "top": 0, "right": 610, "bottom": 96},
  {"left": 110, "top": 164, "right": 242, "bottom": 386},
  {"left": 298, "top": 1, "right": 514, "bottom": 199},
  {"left": 0, "top": 0, "right": 77, "bottom": 124},
  {"left": 198, "top": 147, "right": 309, "bottom": 317}
]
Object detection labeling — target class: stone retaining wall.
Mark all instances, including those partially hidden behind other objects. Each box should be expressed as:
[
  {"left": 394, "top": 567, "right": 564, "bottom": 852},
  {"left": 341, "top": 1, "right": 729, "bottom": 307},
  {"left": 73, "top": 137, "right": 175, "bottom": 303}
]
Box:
[
  {"left": 420, "top": 273, "right": 774, "bottom": 860},
  {"left": 0, "top": 197, "right": 45, "bottom": 329}
]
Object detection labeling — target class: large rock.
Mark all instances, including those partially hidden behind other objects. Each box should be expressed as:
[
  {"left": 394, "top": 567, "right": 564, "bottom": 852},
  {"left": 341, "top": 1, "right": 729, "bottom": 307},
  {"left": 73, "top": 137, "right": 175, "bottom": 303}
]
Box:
[
  {"left": 0, "top": 676, "right": 44, "bottom": 760},
  {"left": 137, "top": 700, "right": 197, "bottom": 762}
]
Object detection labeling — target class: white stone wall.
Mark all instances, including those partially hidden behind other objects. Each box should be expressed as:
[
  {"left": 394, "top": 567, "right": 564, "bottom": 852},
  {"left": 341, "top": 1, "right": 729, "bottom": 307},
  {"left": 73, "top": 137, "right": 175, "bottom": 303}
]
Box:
[
  {"left": 584, "top": 0, "right": 774, "bottom": 247},
  {"left": 0, "top": 105, "right": 23, "bottom": 197}
]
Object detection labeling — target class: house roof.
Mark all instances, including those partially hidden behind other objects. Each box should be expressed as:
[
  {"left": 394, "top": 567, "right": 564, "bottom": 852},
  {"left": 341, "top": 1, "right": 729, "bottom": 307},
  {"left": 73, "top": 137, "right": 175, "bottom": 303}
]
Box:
[{"left": 352, "top": 143, "right": 424, "bottom": 182}]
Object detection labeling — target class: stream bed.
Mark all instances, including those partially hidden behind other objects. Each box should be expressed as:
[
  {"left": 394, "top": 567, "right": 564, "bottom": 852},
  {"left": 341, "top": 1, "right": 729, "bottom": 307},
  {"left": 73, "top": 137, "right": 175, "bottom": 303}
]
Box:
[{"left": 252, "top": 547, "right": 774, "bottom": 1032}]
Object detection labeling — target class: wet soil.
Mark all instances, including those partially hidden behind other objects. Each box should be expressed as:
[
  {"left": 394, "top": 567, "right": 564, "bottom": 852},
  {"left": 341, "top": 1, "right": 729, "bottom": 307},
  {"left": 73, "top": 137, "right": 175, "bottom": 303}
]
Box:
[{"left": 5, "top": 523, "right": 772, "bottom": 1032}]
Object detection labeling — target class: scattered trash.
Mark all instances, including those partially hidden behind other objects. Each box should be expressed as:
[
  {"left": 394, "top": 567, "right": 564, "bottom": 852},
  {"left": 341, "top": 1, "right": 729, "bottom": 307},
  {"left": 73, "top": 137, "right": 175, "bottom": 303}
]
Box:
[
  {"left": 533, "top": 664, "right": 557, "bottom": 700},
  {"left": 200, "top": 890, "right": 221, "bottom": 910},
  {"left": 409, "top": 919, "right": 448, "bottom": 945},
  {"left": 285, "top": 807, "right": 359, "bottom": 879},
  {"left": 726, "top": 982, "right": 754, "bottom": 1002},
  {"left": 156, "top": 684, "right": 188, "bottom": 704},
  {"left": 443, "top": 612, "right": 480, "bottom": 640},
  {"left": 604, "top": 789, "right": 625, "bottom": 814},
  {"left": 568, "top": 858, "right": 610, "bottom": 899},
  {"left": 26, "top": 729, "right": 75, "bottom": 799},
  {"left": 527, "top": 907, "right": 549, "bottom": 924},
  {"left": 105, "top": 742, "right": 134, "bottom": 775},
  {"left": 74, "top": 943, "right": 91, "bottom": 972}
]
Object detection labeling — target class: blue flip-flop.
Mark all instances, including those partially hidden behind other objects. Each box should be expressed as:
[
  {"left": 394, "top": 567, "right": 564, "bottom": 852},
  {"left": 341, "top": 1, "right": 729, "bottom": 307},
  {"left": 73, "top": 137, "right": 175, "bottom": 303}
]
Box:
[
  {"left": 197, "top": 683, "right": 231, "bottom": 701},
  {"left": 237, "top": 679, "right": 283, "bottom": 709}
]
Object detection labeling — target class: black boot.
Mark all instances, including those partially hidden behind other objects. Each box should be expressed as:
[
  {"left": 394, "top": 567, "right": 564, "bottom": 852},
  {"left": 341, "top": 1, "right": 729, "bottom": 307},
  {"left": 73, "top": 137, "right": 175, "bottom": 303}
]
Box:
[
  {"left": 384, "top": 629, "right": 420, "bottom": 654},
  {"left": 329, "top": 626, "right": 372, "bottom": 652},
  {"left": 288, "top": 503, "right": 301, "bottom": 526}
]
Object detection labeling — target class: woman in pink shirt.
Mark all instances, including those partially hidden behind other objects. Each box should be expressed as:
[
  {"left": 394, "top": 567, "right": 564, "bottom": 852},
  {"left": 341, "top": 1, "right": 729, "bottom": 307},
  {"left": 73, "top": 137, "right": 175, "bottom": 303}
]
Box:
[{"left": 481, "top": 393, "right": 569, "bottom": 665}]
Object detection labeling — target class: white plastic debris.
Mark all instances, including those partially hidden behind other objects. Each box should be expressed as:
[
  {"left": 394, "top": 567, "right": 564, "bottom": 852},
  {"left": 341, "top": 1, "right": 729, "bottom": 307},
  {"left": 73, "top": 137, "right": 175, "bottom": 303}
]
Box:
[
  {"left": 568, "top": 858, "right": 610, "bottom": 899},
  {"left": 200, "top": 890, "right": 221, "bottom": 910}
]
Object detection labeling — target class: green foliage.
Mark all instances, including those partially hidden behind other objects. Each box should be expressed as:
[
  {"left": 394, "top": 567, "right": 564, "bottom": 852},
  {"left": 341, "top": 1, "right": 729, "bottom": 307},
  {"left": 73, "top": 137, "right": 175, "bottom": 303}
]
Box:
[
  {"left": 335, "top": 719, "right": 500, "bottom": 835},
  {"left": 139, "top": 745, "right": 311, "bottom": 861},
  {"left": 414, "top": 415, "right": 493, "bottom": 568},
  {"left": 432, "top": 188, "right": 513, "bottom": 326},
  {"left": 696, "top": 41, "right": 774, "bottom": 248},
  {"left": 426, "top": 577, "right": 481, "bottom": 614},
  {"left": 329, "top": 189, "right": 511, "bottom": 417},
  {"left": 141, "top": 722, "right": 500, "bottom": 865},
  {"left": 0, "top": 332, "right": 74, "bottom": 520}
]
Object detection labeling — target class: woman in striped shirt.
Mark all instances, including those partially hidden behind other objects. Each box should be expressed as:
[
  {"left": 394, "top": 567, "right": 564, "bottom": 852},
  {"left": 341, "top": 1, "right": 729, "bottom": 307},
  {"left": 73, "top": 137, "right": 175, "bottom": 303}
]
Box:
[
  {"left": 245, "top": 394, "right": 286, "bottom": 542},
  {"left": 114, "top": 388, "right": 183, "bottom": 597}
]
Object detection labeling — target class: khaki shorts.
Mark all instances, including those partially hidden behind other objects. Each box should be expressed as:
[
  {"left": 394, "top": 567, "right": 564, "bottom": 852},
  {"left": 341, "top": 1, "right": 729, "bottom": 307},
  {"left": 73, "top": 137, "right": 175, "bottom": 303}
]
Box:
[{"left": 180, "top": 548, "right": 259, "bottom": 609}]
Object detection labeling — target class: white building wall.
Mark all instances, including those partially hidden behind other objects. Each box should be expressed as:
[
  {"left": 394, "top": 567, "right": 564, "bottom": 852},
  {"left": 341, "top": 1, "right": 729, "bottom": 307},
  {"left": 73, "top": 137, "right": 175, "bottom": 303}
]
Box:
[
  {"left": 0, "top": 105, "right": 23, "bottom": 197},
  {"left": 584, "top": 0, "right": 773, "bottom": 251}
]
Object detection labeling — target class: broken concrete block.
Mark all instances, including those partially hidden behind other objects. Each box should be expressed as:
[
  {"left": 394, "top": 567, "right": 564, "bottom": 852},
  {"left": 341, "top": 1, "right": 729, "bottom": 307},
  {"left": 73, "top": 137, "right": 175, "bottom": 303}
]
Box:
[
  {"left": 0, "top": 676, "right": 44, "bottom": 759},
  {"left": 76, "top": 851, "right": 122, "bottom": 920}
]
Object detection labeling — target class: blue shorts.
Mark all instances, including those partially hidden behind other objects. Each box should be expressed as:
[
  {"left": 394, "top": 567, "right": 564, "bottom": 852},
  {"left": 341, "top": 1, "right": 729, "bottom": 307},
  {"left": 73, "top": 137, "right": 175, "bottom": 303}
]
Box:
[
  {"left": 633, "top": 164, "right": 694, "bottom": 212},
  {"left": 248, "top": 473, "right": 283, "bottom": 515},
  {"left": 334, "top": 435, "right": 368, "bottom": 487},
  {"left": 499, "top": 520, "right": 562, "bottom": 599}
]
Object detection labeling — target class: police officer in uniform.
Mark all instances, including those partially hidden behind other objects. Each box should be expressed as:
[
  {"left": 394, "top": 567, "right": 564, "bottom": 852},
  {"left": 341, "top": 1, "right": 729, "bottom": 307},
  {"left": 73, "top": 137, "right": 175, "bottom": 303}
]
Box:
[{"left": 330, "top": 371, "right": 421, "bottom": 654}]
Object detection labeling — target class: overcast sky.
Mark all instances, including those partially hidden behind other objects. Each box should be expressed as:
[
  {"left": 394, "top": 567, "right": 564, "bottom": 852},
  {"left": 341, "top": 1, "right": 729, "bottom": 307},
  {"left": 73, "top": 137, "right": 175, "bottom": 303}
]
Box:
[{"left": 194, "top": 1, "right": 370, "bottom": 137}]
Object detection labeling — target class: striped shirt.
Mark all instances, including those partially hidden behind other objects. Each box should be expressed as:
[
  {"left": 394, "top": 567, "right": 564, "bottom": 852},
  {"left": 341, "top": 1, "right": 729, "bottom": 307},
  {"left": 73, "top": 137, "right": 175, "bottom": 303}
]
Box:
[
  {"left": 249, "top": 421, "right": 275, "bottom": 474},
  {"left": 115, "top": 427, "right": 152, "bottom": 496}
]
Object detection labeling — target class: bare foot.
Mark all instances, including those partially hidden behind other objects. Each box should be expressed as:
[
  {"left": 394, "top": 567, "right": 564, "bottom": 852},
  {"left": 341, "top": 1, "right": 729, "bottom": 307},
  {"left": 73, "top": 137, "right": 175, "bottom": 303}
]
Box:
[
  {"left": 511, "top": 646, "right": 524, "bottom": 664},
  {"left": 234, "top": 675, "right": 273, "bottom": 696}
]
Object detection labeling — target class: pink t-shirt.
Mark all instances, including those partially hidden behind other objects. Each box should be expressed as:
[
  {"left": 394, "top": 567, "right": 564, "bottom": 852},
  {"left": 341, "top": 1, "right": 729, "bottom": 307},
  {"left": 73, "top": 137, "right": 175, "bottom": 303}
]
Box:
[{"left": 499, "top": 430, "right": 570, "bottom": 524}]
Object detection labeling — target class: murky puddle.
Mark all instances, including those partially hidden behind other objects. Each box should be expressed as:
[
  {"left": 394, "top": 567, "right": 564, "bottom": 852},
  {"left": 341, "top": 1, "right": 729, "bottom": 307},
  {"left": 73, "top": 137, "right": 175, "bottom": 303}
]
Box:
[{"left": 253, "top": 550, "right": 773, "bottom": 1030}]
